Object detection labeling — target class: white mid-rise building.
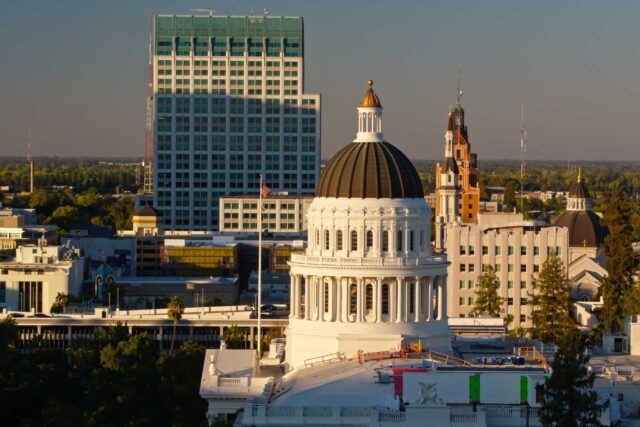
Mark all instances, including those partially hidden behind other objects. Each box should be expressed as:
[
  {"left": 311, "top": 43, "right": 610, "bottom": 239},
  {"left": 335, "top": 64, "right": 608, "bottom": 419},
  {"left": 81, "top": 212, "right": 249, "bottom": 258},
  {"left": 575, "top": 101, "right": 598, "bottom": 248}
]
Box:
[
  {"left": 444, "top": 213, "right": 569, "bottom": 328},
  {"left": 0, "top": 245, "right": 85, "bottom": 314}
]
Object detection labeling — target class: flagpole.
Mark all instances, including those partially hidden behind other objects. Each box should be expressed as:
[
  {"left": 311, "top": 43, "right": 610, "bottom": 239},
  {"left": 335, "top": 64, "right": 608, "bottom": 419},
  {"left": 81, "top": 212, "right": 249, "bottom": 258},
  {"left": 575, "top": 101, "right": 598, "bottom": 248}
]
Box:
[{"left": 257, "top": 174, "right": 263, "bottom": 361}]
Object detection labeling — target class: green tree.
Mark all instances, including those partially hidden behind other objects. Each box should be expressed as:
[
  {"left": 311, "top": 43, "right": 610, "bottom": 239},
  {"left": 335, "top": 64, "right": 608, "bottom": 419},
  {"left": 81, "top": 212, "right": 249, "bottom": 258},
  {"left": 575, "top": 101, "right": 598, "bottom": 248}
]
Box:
[
  {"left": 157, "top": 342, "right": 208, "bottom": 427},
  {"left": 87, "top": 333, "right": 167, "bottom": 427},
  {"left": 471, "top": 266, "right": 503, "bottom": 317},
  {"left": 167, "top": 297, "right": 184, "bottom": 353},
  {"left": 223, "top": 324, "right": 246, "bottom": 349},
  {"left": 46, "top": 205, "right": 85, "bottom": 233},
  {"left": 50, "top": 292, "right": 68, "bottom": 314},
  {"left": 540, "top": 329, "right": 606, "bottom": 427},
  {"left": 529, "top": 254, "right": 574, "bottom": 343},
  {"left": 600, "top": 190, "right": 640, "bottom": 332},
  {"left": 503, "top": 181, "right": 517, "bottom": 211}
]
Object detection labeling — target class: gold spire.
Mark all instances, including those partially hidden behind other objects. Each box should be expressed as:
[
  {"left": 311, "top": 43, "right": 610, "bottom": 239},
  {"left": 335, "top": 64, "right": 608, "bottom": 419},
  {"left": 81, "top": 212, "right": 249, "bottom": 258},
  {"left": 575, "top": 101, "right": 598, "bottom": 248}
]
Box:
[
  {"left": 577, "top": 167, "right": 582, "bottom": 183},
  {"left": 359, "top": 79, "right": 382, "bottom": 108}
]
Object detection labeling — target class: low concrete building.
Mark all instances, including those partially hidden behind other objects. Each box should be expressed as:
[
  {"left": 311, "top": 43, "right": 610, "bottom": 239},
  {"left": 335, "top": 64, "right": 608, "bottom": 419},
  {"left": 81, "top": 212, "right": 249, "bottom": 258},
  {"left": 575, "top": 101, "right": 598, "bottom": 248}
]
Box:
[
  {"left": 0, "top": 208, "right": 57, "bottom": 251},
  {"left": 219, "top": 195, "right": 313, "bottom": 233},
  {"left": 117, "top": 276, "right": 239, "bottom": 308},
  {"left": 248, "top": 271, "right": 290, "bottom": 303},
  {"left": 162, "top": 239, "right": 238, "bottom": 277},
  {"left": 0, "top": 245, "right": 84, "bottom": 313},
  {"left": 200, "top": 348, "right": 274, "bottom": 422}
]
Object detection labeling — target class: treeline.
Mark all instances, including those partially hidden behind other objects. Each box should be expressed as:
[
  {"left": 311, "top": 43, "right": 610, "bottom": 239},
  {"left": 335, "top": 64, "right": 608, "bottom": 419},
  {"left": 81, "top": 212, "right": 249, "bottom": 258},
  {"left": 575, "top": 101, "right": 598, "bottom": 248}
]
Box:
[
  {"left": 413, "top": 160, "right": 640, "bottom": 196},
  {"left": 7, "top": 188, "right": 133, "bottom": 233},
  {"left": 0, "top": 320, "right": 209, "bottom": 427},
  {"left": 0, "top": 158, "right": 141, "bottom": 194}
]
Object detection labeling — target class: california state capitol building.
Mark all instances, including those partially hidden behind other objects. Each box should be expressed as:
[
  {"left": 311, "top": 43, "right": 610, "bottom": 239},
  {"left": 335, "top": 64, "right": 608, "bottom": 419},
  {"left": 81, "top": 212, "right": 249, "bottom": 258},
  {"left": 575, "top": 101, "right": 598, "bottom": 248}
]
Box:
[
  {"left": 198, "top": 81, "right": 622, "bottom": 427},
  {"left": 286, "top": 81, "right": 451, "bottom": 367}
]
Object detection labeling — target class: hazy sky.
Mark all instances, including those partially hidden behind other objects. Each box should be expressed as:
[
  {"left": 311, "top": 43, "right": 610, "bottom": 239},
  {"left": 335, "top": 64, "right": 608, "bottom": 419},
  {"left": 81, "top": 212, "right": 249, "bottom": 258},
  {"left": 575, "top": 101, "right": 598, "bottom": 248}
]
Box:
[{"left": 1, "top": 0, "right": 639, "bottom": 160}]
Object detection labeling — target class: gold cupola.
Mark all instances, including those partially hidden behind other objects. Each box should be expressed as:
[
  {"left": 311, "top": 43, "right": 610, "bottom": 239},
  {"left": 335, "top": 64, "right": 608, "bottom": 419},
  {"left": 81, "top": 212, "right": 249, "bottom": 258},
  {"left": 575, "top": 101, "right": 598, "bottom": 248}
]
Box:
[{"left": 359, "top": 79, "right": 382, "bottom": 108}]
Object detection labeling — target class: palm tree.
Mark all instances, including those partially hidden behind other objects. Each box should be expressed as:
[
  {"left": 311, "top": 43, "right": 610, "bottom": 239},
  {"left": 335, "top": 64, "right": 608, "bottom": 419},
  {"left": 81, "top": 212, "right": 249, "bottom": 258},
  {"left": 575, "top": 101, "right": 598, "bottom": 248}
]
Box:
[{"left": 167, "top": 297, "right": 184, "bottom": 353}]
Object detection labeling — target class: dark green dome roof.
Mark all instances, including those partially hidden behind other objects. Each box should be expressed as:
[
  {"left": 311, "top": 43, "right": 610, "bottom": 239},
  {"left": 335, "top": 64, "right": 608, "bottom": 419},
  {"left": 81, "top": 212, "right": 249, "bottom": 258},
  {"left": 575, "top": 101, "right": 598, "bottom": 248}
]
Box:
[{"left": 316, "top": 141, "right": 424, "bottom": 199}]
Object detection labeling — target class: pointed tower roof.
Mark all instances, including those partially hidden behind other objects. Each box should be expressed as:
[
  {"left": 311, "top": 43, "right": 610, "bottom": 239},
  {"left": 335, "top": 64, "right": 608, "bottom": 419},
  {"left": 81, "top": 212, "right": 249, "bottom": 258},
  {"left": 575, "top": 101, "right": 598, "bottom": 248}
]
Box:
[{"left": 568, "top": 168, "right": 590, "bottom": 199}]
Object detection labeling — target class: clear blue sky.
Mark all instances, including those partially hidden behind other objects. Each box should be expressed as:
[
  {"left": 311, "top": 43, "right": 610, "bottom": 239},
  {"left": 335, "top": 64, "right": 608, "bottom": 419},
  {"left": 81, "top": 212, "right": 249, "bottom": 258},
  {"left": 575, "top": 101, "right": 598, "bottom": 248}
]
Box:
[{"left": 1, "top": 0, "right": 639, "bottom": 160}]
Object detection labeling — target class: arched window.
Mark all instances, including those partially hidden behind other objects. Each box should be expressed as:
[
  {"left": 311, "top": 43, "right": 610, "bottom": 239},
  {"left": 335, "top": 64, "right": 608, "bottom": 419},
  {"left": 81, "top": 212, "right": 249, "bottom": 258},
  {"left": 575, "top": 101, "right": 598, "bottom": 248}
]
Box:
[
  {"left": 366, "top": 284, "right": 373, "bottom": 313},
  {"left": 366, "top": 230, "right": 373, "bottom": 249},
  {"left": 324, "top": 282, "right": 329, "bottom": 313},
  {"left": 396, "top": 230, "right": 403, "bottom": 252},
  {"left": 351, "top": 230, "right": 358, "bottom": 251},
  {"left": 382, "top": 230, "right": 389, "bottom": 252},
  {"left": 382, "top": 284, "right": 389, "bottom": 315},
  {"left": 336, "top": 230, "right": 343, "bottom": 251},
  {"left": 349, "top": 284, "right": 357, "bottom": 314},
  {"left": 410, "top": 230, "right": 414, "bottom": 251},
  {"left": 324, "top": 230, "right": 330, "bottom": 250},
  {"left": 409, "top": 282, "right": 415, "bottom": 314}
]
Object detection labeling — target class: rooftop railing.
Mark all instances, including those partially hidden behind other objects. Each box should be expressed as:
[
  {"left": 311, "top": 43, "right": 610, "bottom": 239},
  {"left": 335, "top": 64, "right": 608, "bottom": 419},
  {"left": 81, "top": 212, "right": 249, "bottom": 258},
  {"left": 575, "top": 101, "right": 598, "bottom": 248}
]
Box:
[{"left": 290, "top": 253, "right": 447, "bottom": 267}]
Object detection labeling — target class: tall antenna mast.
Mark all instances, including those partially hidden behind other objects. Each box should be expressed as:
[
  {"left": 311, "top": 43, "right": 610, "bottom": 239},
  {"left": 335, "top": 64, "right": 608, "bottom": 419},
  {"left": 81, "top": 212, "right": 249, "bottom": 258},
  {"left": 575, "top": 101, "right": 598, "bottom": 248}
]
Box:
[
  {"left": 456, "top": 67, "right": 463, "bottom": 103},
  {"left": 520, "top": 102, "right": 527, "bottom": 214},
  {"left": 27, "top": 130, "right": 34, "bottom": 194}
]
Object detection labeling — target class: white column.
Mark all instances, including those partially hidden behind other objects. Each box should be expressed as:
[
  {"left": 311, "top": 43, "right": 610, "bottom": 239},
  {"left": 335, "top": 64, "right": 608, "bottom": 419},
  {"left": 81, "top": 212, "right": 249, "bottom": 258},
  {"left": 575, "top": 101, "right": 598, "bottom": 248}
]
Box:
[
  {"left": 396, "top": 277, "right": 403, "bottom": 323},
  {"left": 404, "top": 226, "right": 409, "bottom": 256},
  {"left": 440, "top": 274, "right": 447, "bottom": 320},
  {"left": 335, "top": 277, "right": 341, "bottom": 322},
  {"left": 356, "top": 278, "right": 364, "bottom": 322},
  {"left": 437, "top": 275, "right": 443, "bottom": 320},
  {"left": 426, "top": 276, "right": 433, "bottom": 321},
  {"left": 319, "top": 276, "right": 325, "bottom": 321},
  {"left": 376, "top": 278, "right": 383, "bottom": 323},
  {"left": 296, "top": 274, "right": 302, "bottom": 319},
  {"left": 304, "top": 275, "right": 310, "bottom": 320},
  {"left": 289, "top": 274, "right": 295, "bottom": 319},
  {"left": 415, "top": 276, "right": 421, "bottom": 322},
  {"left": 313, "top": 277, "right": 319, "bottom": 321}
]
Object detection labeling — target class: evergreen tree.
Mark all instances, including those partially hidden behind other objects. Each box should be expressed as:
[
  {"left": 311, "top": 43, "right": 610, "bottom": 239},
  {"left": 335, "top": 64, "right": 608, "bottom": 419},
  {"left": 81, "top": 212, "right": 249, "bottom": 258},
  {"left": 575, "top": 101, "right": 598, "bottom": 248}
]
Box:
[
  {"left": 471, "top": 265, "right": 503, "bottom": 317},
  {"left": 540, "top": 329, "right": 606, "bottom": 427},
  {"left": 529, "top": 254, "right": 574, "bottom": 343},
  {"left": 600, "top": 190, "right": 640, "bottom": 332}
]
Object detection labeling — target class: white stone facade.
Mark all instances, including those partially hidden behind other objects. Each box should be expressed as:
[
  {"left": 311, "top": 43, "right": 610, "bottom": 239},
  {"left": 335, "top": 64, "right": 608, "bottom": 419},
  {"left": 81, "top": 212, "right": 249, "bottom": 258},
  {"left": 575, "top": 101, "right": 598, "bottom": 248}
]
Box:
[
  {"left": 445, "top": 213, "right": 569, "bottom": 328},
  {"left": 287, "top": 197, "right": 450, "bottom": 367}
]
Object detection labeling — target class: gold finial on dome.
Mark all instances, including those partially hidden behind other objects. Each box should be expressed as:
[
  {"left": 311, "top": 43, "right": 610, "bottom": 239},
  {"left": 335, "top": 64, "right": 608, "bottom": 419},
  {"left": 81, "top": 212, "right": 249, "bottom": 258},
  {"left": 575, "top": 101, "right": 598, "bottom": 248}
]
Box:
[
  {"left": 359, "top": 79, "right": 382, "bottom": 108},
  {"left": 577, "top": 167, "right": 582, "bottom": 183}
]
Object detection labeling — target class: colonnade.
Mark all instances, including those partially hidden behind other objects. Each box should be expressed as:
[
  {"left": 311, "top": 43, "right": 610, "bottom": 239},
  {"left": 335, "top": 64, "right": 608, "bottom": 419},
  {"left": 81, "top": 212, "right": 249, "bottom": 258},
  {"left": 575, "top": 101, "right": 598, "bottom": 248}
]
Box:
[{"left": 288, "top": 274, "right": 446, "bottom": 323}]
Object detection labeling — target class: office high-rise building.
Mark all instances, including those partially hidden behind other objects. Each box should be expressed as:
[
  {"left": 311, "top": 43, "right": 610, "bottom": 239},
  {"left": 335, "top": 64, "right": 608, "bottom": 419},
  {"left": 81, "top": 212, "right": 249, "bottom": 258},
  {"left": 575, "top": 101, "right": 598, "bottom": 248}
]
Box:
[{"left": 151, "top": 15, "right": 321, "bottom": 230}]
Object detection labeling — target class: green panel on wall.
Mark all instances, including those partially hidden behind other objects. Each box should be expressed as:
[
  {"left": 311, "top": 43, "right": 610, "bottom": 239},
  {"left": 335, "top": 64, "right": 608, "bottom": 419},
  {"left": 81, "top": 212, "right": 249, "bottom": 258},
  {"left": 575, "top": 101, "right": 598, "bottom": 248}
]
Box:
[
  {"left": 520, "top": 376, "right": 528, "bottom": 403},
  {"left": 469, "top": 374, "right": 480, "bottom": 401}
]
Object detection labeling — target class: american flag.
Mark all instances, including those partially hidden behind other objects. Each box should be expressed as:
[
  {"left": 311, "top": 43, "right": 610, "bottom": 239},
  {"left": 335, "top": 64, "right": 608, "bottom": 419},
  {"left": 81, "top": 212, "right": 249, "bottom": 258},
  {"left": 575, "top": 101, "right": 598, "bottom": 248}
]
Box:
[{"left": 261, "top": 184, "right": 271, "bottom": 198}]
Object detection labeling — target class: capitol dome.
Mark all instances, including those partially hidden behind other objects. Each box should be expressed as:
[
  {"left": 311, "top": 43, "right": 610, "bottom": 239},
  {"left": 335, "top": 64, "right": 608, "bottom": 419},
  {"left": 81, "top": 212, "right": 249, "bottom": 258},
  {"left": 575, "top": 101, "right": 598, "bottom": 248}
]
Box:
[
  {"left": 315, "top": 141, "right": 424, "bottom": 199},
  {"left": 286, "top": 81, "right": 450, "bottom": 368}
]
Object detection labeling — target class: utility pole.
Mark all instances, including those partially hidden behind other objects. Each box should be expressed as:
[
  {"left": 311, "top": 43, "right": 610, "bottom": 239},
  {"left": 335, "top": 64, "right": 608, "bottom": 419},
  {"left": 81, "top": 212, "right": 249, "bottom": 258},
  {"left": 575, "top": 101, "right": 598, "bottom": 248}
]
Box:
[
  {"left": 27, "top": 131, "right": 34, "bottom": 194},
  {"left": 520, "top": 102, "right": 527, "bottom": 214}
]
